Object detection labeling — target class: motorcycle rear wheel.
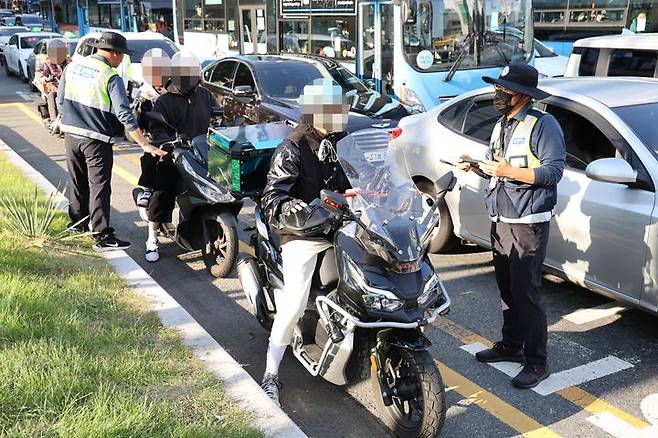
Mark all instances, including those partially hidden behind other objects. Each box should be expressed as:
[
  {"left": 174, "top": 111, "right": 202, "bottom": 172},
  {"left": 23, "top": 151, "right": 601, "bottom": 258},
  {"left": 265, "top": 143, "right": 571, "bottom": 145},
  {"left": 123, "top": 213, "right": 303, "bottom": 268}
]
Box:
[
  {"left": 201, "top": 212, "right": 238, "bottom": 278},
  {"left": 371, "top": 349, "right": 446, "bottom": 438}
]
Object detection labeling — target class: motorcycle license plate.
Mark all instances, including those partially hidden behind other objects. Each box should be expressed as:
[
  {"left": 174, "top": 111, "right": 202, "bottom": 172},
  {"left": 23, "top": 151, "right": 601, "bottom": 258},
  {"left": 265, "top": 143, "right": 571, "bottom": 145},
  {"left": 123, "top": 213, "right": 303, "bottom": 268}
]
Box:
[{"left": 364, "top": 150, "right": 386, "bottom": 163}]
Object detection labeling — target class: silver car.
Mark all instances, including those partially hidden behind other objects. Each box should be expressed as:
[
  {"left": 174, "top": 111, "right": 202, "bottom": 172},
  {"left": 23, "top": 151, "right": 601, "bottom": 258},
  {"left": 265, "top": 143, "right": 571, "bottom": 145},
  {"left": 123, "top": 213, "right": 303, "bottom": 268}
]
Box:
[{"left": 390, "top": 77, "right": 658, "bottom": 312}]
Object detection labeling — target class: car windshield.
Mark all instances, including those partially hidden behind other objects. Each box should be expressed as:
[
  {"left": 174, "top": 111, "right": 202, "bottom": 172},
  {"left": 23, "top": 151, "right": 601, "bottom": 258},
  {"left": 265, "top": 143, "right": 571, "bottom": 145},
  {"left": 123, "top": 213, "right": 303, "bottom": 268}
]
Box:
[
  {"left": 257, "top": 62, "right": 325, "bottom": 99},
  {"left": 258, "top": 60, "right": 369, "bottom": 99},
  {"left": 20, "top": 16, "right": 43, "bottom": 25},
  {"left": 402, "top": 0, "right": 533, "bottom": 72},
  {"left": 2, "top": 17, "right": 15, "bottom": 26},
  {"left": 0, "top": 28, "right": 23, "bottom": 36},
  {"left": 127, "top": 38, "right": 178, "bottom": 63},
  {"left": 614, "top": 103, "right": 658, "bottom": 155},
  {"left": 20, "top": 35, "right": 49, "bottom": 48}
]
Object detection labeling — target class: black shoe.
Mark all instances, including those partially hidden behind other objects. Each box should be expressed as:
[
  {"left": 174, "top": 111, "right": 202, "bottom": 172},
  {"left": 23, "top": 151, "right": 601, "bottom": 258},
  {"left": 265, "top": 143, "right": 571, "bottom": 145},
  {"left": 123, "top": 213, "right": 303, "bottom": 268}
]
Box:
[
  {"left": 92, "top": 231, "right": 131, "bottom": 252},
  {"left": 512, "top": 363, "right": 551, "bottom": 389},
  {"left": 476, "top": 341, "right": 525, "bottom": 363}
]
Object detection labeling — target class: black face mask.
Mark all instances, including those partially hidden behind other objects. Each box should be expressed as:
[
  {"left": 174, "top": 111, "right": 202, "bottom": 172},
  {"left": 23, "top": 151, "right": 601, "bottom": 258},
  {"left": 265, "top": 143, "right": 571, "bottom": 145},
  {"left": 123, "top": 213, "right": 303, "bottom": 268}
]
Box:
[
  {"left": 493, "top": 89, "right": 515, "bottom": 114},
  {"left": 171, "top": 75, "right": 198, "bottom": 96}
]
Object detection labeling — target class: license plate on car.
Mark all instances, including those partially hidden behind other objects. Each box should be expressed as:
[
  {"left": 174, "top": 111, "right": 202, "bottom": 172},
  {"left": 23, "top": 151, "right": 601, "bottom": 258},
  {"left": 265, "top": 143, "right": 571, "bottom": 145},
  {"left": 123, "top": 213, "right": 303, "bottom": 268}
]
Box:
[{"left": 364, "top": 150, "right": 386, "bottom": 162}]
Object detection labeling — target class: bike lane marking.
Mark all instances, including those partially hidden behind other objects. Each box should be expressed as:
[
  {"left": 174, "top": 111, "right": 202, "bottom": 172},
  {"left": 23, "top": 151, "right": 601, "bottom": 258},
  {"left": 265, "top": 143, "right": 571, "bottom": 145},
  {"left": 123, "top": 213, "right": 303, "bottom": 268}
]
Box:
[
  {"left": 461, "top": 343, "right": 633, "bottom": 396},
  {"left": 434, "top": 318, "right": 651, "bottom": 431},
  {"left": 439, "top": 363, "right": 561, "bottom": 437}
]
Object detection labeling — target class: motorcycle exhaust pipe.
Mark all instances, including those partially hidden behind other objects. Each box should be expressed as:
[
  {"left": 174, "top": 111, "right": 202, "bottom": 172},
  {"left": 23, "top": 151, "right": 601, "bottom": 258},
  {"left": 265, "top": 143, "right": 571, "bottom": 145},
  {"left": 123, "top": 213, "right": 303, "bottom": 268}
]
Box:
[{"left": 237, "top": 256, "right": 263, "bottom": 316}]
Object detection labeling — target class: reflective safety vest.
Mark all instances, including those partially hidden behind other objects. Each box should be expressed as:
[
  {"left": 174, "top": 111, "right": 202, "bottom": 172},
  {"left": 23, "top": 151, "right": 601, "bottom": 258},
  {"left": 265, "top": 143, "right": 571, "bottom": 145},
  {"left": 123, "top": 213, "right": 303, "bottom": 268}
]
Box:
[
  {"left": 487, "top": 109, "right": 554, "bottom": 224},
  {"left": 60, "top": 56, "right": 122, "bottom": 143}
]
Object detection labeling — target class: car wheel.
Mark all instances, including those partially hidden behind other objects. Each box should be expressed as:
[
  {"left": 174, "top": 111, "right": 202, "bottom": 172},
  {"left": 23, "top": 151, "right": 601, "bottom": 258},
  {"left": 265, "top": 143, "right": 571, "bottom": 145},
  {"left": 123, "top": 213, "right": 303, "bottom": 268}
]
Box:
[
  {"left": 19, "top": 63, "right": 28, "bottom": 83},
  {"left": 28, "top": 68, "right": 38, "bottom": 91},
  {"left": 416, "top": 179, "right": 460, "bottom": 254}
]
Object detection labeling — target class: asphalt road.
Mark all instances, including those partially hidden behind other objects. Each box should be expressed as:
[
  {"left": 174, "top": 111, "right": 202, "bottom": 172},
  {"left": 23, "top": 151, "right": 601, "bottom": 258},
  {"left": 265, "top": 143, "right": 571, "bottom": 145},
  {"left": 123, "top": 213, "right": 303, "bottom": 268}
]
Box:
[{"left": 2, "top": 69, "right": 658, "bottom": 438}]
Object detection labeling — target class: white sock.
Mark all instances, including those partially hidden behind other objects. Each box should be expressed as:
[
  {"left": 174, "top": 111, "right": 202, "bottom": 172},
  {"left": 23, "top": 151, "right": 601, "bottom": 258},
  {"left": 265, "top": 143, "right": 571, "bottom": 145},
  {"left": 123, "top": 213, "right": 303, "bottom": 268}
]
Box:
[
  {"left": 265, "top": 342, "right": 287, "bottom": 376},
  {"left": 147, "top": 224, "right": 159, "bottom": 245}
]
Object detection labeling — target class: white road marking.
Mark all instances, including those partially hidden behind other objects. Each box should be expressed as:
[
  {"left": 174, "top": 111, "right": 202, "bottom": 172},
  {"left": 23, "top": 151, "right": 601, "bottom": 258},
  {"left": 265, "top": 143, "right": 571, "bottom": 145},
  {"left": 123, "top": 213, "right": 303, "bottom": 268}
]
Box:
[
  {"left": 586, "top": 412, "right": 642, "bottom": 438},
  {"left": 641, "top": 393, "right": 658, "bottom": 425},
  {"left": 461, "top": 342, "right": 633, "bottom": 396},
  {"left": 15, "top": 91, "right": 36, "bottom": 101},
  {"left": 563, "top": 302, "right": 630, "bottom": 325}
]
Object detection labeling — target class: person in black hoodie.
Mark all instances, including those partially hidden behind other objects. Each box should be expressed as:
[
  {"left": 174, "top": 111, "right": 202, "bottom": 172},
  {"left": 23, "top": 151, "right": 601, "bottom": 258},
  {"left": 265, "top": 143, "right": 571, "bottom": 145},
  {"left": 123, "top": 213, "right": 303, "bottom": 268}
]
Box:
[
  {"left": 259, "top": 78, "right": 351, "bottom": 406},
  {"left": 140, "top": 52, "right": 215, "bottom": 262}
]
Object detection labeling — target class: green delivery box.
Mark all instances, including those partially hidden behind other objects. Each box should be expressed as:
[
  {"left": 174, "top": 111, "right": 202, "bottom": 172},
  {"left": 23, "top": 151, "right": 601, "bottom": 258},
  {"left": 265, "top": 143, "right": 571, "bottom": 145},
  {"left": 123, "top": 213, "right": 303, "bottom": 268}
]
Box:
[{"left": 207, "top": 122, "right": 294, "bottom": 199}]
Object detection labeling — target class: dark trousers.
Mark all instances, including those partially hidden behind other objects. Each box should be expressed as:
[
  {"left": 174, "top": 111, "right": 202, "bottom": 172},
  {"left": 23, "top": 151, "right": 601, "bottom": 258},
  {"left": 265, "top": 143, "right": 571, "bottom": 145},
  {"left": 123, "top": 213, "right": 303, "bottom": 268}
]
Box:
[
  {"left": 138, "top": 153, "right": 178, "bottom": 223},
  {"left": 491, "top": 221, "right": 550, "bottom": 365},
  {"left": 65, "top": 134, "right": 113, "bottom": 235}
]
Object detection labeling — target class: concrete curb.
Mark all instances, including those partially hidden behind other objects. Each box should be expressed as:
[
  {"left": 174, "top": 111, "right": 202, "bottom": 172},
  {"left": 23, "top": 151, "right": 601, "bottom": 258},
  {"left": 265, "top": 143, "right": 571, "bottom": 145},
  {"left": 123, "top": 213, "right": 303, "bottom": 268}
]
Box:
[{"left": 0, "top": 139, "right": 307, "bottom": 438}]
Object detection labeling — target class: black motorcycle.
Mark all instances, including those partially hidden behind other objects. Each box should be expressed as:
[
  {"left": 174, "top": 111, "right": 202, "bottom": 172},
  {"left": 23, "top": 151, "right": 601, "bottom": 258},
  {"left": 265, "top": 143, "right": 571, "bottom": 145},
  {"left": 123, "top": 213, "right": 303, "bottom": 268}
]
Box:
[
  {"left": 132, "top": 111, "right": 242, "bottom": 277},
  {"left": 238, "top": 130, "right": 456, "bottom": 437}
]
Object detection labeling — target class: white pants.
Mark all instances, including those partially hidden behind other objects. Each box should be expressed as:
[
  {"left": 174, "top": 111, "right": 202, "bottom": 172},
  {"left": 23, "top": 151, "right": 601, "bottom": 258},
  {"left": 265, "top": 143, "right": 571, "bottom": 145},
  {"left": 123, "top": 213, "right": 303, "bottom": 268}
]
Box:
[{"left": 269, "top": 239, "right": 332, "bottom": 346}]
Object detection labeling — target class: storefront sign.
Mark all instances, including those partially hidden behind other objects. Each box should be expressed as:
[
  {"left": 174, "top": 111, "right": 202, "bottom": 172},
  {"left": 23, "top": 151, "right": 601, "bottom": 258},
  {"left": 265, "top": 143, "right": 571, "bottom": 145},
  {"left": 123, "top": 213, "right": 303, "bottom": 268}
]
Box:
[{"left": 281, "top": 0, "right": 356, "bottom": 16}]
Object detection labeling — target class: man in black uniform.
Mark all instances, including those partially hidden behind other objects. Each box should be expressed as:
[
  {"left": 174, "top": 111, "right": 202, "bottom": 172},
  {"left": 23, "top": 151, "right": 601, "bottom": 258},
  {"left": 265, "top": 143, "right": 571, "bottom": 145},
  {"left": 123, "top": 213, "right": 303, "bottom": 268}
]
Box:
[
  {"left": 259, "top": 78, "right": 351, "bottom": 406},
  {"left": 459, "top": 64, "right": 566, "bottom": 389}
]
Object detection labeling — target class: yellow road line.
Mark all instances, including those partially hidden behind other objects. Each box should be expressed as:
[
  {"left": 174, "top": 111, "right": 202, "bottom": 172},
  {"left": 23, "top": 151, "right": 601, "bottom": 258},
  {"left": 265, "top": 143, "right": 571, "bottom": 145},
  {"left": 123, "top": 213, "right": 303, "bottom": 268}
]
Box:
[
  {"left": 434, "top": 317, "right": 650, "bottom": 429},
  {"left": 439, "top": 362, "right": 561, "bottom": 437},
  {"left": 2, "top": 102, "right": 141, "bottom": 187}
]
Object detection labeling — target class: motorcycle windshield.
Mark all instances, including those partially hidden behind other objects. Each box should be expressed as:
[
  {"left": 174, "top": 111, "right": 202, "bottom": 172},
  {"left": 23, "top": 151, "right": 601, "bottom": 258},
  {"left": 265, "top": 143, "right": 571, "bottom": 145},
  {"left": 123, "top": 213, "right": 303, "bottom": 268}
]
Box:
[{"left": 336, "top": 130, "right": 435, "bottom": 263}]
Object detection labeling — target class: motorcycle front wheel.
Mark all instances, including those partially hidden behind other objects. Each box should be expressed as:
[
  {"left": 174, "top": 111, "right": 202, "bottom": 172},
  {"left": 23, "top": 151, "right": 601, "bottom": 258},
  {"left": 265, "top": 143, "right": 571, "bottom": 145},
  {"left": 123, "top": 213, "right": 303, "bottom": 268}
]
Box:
[
  {"left": 371, "top": 349, "right": 446, "bottom": 438},
  {"left": 201, "top": 212, "right": 238, "bottom": 278}
]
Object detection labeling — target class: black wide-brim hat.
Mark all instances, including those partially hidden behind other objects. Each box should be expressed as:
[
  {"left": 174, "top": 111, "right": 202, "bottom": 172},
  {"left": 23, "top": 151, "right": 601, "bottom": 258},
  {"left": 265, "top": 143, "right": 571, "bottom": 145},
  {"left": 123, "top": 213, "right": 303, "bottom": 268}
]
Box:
[
  {"left": 90, "top": 31, "right": 133, "bottom": 55},
  {"left": 483, "top": 63, "right": 550, "bottom": 100}
]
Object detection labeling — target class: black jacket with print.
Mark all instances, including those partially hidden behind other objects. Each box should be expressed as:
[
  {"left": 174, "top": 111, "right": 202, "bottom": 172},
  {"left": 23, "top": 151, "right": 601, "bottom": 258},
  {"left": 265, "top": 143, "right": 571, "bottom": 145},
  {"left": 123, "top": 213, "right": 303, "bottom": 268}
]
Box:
[{"left": 261, "top": 121, "right": 351, "bottom": 245}]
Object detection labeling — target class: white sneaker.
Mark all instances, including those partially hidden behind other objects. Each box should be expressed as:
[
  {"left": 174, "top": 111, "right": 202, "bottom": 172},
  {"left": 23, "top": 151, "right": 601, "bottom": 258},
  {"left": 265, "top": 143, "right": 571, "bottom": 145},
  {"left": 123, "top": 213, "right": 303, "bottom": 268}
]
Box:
[
  {"left": 136, "top": 188, "right": 152, "bottom": 207},
  {"left": 260, "top": 373, "right": 281, "bottom": 407},
  {"left": 145, "top": 240, "right": 159, "bottom": 262}
]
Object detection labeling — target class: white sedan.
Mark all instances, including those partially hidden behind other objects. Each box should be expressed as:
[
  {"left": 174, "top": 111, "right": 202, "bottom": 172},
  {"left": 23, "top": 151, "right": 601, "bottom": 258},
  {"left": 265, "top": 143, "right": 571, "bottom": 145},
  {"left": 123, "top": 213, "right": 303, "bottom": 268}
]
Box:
[
  {"left": 390, "top": 77, "right": 658, "bottom": 312},
  {"left": 3, "top": 31, "right": 59, "bottom": 81}
]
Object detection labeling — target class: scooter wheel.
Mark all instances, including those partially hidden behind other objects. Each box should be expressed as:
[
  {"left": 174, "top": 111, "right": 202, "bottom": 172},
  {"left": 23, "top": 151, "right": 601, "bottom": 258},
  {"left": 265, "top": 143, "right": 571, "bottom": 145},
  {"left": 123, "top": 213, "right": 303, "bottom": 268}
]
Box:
[
  {"left": 201, "top": 212, "right": 238, "bottom": 278},
  {"left": 371, "top": 349, "right": 446, "bottom": 438}
]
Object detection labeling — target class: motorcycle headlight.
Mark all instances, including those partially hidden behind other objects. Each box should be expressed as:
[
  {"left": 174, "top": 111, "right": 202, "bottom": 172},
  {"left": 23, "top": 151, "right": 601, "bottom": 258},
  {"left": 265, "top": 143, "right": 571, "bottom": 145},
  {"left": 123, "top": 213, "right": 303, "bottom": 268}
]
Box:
[
  {"left": 417, "top": 273, "right": 442, "bottom": 308},
  {"left": 181, "top": 156, "right": 234, "bottom": 203},
  {"left": 344, "top": 254, "right": 404, "bottom": 312}
]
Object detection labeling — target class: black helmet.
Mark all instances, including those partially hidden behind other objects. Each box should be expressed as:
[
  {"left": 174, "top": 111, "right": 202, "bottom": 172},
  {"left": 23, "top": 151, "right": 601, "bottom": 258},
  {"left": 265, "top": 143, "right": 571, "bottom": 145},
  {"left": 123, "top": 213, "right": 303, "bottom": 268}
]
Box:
[{"left": 280, "top": 199, "right": 332, "bottom": 238}]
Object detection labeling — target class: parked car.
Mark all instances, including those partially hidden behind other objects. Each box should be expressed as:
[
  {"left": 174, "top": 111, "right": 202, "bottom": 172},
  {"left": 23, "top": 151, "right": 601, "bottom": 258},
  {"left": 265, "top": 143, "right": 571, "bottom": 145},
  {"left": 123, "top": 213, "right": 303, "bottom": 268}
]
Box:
[
  {"left": 390, "top": 77, "right": 658, "bottom": 312},
  {"left": 534, "top": 39, "right": 569, "bottom": 77},
  {"left": 26, "top": 37, "right": 77, "bottom": 91},
  {"left": 564, "top": 32, "right": 658, "bottom": 78},
  {"left": 0, "top": 26, "right": 27, "bottom": 65},
  {"left": 201, "top": 53, "right": 409, "bottom": 131},
  {"left": 15, "top": 14, "right": 45, "bottom": 30},
  {"left": 73, "top": 30, "right": 179, "bottom": 88},
  {"left": 3, "top": 31, "right": 59, "bottom": 81}
]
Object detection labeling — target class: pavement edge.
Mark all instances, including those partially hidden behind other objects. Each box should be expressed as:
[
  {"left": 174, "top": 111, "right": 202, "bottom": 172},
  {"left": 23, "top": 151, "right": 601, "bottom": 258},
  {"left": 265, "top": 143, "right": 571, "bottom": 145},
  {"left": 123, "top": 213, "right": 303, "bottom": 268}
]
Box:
[{"left": 0, "top": 139, "right": 307, "bottom": 438}]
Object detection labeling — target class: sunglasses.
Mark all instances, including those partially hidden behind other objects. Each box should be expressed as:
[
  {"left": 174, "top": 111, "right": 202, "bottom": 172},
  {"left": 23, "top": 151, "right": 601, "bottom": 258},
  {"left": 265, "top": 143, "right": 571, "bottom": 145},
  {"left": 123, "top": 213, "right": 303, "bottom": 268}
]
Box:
[{"left": 495, "top": 85, "right": 516, "bottom": 95}]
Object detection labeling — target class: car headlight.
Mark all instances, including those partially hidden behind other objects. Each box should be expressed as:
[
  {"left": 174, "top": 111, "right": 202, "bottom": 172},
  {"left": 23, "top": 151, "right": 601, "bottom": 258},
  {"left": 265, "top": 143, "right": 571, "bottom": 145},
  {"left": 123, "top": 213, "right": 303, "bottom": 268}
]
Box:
[
  {"left": 343, "top": 253, "right": 404, "bottom": 312},
  {"left": 398, "top": 86, "right": 426, "bottom": 114},
  {"left": 417, "top": 273, "right": 442, "bottom": 308}
]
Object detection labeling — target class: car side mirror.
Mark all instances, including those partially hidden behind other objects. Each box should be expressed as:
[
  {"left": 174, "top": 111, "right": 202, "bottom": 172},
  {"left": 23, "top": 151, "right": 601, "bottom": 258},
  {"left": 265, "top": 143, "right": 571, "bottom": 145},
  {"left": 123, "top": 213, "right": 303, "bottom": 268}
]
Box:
[
  {"left": 434, "top": 171, "right": 457, "bottom": 196},
  {"left": 320, "top": 189, "right": 348, "bottom": 214},
  {"left": 585, "top": 157, "right": 637, "bottom": 184},
  {"left": 233, "top": 85, "right": 255, "bottom": 98}
]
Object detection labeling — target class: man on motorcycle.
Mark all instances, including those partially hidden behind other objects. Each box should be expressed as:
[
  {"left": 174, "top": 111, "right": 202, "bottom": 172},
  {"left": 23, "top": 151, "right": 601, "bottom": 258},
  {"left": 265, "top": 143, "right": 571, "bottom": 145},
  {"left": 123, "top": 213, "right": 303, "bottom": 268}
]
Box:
[
  {"left": 141, "top": 52, "right": 215, "bottom": 262},
  {"left": 259, "top": 78, "right": 351, "bottom": 406}
]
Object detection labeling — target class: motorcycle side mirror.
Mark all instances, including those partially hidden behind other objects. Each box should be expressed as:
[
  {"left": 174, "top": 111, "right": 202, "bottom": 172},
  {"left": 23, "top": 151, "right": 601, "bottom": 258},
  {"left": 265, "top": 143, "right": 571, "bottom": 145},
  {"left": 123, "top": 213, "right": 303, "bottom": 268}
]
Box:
[
  {"left": 434, "top": 171, "right": 457, "bottom": 196},
  {"left": 320, "top": 190, "right": 348, "bottom": 214}
]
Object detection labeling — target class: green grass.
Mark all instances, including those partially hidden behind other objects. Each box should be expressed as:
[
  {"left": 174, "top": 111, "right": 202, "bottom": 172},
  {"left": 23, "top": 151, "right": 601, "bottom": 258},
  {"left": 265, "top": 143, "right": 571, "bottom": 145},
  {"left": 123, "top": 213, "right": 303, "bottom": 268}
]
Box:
[{"left": 0, "top": 156, "right": 262, "bottom": 437}]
